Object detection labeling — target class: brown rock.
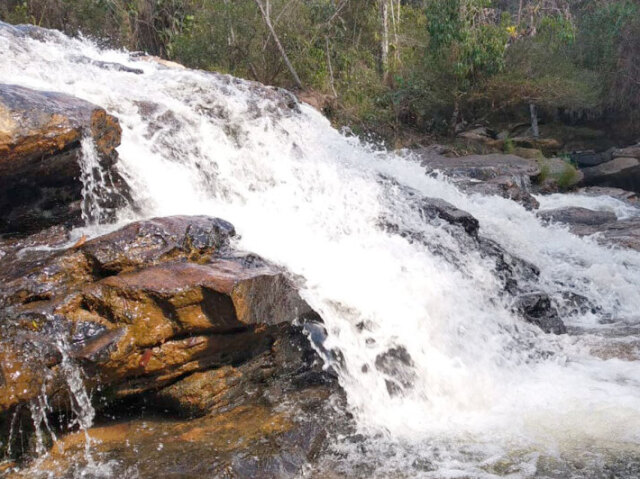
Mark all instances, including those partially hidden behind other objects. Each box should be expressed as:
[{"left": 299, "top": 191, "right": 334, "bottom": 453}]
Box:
[
  {"left": 0, "top": 84, "right": 129, "bottom": 235},
  {"left": 0, "top": 215, "right": 324, "bottom": 429}
]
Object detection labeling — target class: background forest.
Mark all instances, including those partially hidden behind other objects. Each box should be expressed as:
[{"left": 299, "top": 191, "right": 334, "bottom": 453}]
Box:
[{"left": 2, "top": 0, "right": 639, "bottom": 146}]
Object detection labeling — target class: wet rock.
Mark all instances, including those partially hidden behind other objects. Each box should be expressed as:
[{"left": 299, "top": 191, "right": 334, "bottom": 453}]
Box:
[
  {"left": 556, "top": 291, "right": 600, "bottom": 317},
  {"left": 536, "top": 206, "right": 640, "bottom": 251},
  {"left": 419, "top": 153, "right": 540, "bottom": 182},
  {"left": 380, "top": 178, "right": 566, "bottom": 334},
  {"left": 152, "top": 323, "right": 331, "bottom": 417},
  {"left": 570, "top": 218, "right": 640, "bottom": 252},
  {"left": 8, "top": 386, "right": 344, "bottom": 479},
  {"left": 514, "top": 292, "right": 567, "bottom": 335},
  {"left": 418, "top": 197, "right": 479, "bottom": 236},
  {"left": 460, "top": 177, "right": 540, "bottom": 210},
  {"left": 0, "top": 84, "right": 129, "bottom": 234},
  {"left": 581, "top": 157, "right": 640, "bottom": 194},
  {"left": 0, "top": 216, "right": 325, "bottom": 426},
  {"left": 0, "top": 216, "right": 235, "bottom": 308},
  {"left": 417, "top": 151, "right": 540, "bottom": 209},
  {"left": 576, "top": 186, "right": 638, "bottom": 203},
  {"left": 69, "top": 55, "right": 143, "bottom": 75},
  {"left": 374, "top": 346, "right": 416, "bottom": 396},
  {"left": 477, "top": 236, "right": 541, "bottom": 296},
  {"left": 538, "top": 207, "right": 617, "bottom": 227}
]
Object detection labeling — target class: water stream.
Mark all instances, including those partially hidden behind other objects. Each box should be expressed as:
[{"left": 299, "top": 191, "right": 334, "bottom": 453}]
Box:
[{"left": 2, "top": 23, "right": 640, "bottom": 478}]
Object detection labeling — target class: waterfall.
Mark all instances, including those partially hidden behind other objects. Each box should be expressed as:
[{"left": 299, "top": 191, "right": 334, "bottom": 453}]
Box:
[{"left": 2, "top": 22, "right": 640, "bottom": 476}]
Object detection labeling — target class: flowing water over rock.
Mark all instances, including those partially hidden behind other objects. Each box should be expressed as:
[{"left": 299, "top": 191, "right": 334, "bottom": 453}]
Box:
[{"left": 2, "top": 22, "right": 640, "bottom": 478}]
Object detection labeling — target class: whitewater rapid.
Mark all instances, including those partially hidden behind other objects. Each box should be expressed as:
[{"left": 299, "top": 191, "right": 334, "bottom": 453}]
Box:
[{"left": 3, "top": 23, "right": 640, "bottom": 477}]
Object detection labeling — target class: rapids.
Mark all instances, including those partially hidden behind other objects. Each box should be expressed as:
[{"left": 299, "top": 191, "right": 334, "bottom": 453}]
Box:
[{"left": 2, "top": 22, "right": 640, "bottom": 478}]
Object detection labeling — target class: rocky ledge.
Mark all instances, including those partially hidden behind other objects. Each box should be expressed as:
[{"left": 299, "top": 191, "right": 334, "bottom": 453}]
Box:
[
  {"left": 416, "top": 147, "right": 542, "bottom": 210},
  {"left": 0, "top": 216, "right": 340, "bottom": 475},
  {"left": 0, "top": 84, "right": 129, "bottom": 235}
]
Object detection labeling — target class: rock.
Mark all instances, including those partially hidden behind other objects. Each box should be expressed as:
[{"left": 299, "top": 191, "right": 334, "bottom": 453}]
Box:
[
  {"left": 514, "top": 292, "right": 567, "bottom": 335},
  {"left": 0, "top": 216, "right": 236, "bottom": 308},
  {"left": 456, "top": 127, "right": 501, "bottom": 150},
  {"left": 379, "top": 179, "right": 562, "bottom": 333},
  {"left": 417, "top": 151, "right": 541, "bottom": 209},
  {"left": 8, "top": 386, "right": 344, "bottom": 479},
  {"left": 538, "top": 207, "right": 617, "bottom": 226},
  {"left": 511, "top": 137, "right": 562, "bottom": 156},
  {"left": 0, "top": 216, "right": 327, "bottom": 436},
  {"left": 152, "top": 323, "right": 331, "bottom": 417},
  {"left": 374, "top": 346, "right": 416, "bottom": 396},
  {"left": 420, "top": 153, "right": 540, "bottom": 182},
  {"left": 513, "top": 147, "right": 543, "bottom": 160},
  {"left": 571, "top": 150, "right": 608, "bottom": 168},
  {"left": 581, "top": 157, "right": 640, "bottom": 194},
  {"left": 69, "top": 55, "right": 144, "bottom": 75},
  {"left": 0, "top": 84, "right": 129, "bottom": 235},
  {"left": 536, "top": 206, "right": 640, "bottom": 251},
  {"left": 296, "top": 90, "right": 337, "bottom": 114},
  {"left": 460, "top": 177, "right": 540, "bottom": 210},
  {"left": 477, "top": 236, "right": 541, "bottom": 296},
  {"left": 576, "top": 186, "right": 638, "bottom": 203},
  {"left": 417, "top": 197, "right": 479, "bottom": 236},
  {"left": 613, "top": 143, "right": 640, "bottom": 160},
  {"left": 570, "top": 218, "right": 640, "bottom": 252}
]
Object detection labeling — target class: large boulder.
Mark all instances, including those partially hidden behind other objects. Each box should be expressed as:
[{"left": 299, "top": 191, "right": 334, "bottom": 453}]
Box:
[
  {"left": 378, "top": 179, "right": 566, "bottom": 335},
  {"left": 613, "top": 143, "right": 640, "bottom": 160},
  {"left": 416, "top": 151, "right": 541, "bottom": 209},
  {"left": 419, "top": 153, "right": 540, "bottom": 181},
  {"left": 580, "top": 156, "right": 640, "bottom": 194},
  {"left": 0, "top": 84, "right": 129, "bottom": 235},
  {"left": 538, "top": 206, "right": 640, "bottom": 251},
  {"left": 0, "top": 216, "right": 334, "bottom": 462},
  {"left": 576, "top": 186, "right": 638, "bottom": 203}
]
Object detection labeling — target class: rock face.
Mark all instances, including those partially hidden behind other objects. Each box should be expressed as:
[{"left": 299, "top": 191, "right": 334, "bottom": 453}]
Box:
[
  {"left": 613, "top": 143, "right": 640, "bottom": 160},
  {"left": 538, "top": 206, "right": 640, "bottom": 251},
  {"left": 0, "top": 216, "right": 337, "bottom": 465},
  {"left": 416, "top": 150, "right": 541, "bottom": 209},
  {"left": 378, "top": 179, "right": 566, "bottom": 335},
  {"left": 0, "top": 84, "right": 129, "bottom": 235},
  {"left": 538, "top": 207, "right": 617, "bottom": 226},
  {"left": 577, "top": 186, "right": 638, "bottom": 203},
  {"left": 580, "top": 156, "right": 640, "bottom": 194}
]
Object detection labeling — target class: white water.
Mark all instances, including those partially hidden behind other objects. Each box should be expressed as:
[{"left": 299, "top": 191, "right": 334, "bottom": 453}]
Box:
[{"left": 3, "top": 23, "right": 640, "bottom": 477}]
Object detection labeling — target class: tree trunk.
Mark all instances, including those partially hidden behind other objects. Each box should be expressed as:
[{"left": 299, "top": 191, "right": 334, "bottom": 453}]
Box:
[
  {"left": 379, "top": 0, "right": 389, "bottom": 81},
  {"left": 223, "top": 0, "right": 236, "bottom": 47},
  {"left": 253, "top": 0, "right": 303, "bottom": 90},
  {"left": 529, "top": 103, "right": 539, "bottom": 138},
  {"left": 517, "top": 0, "right": 523, "bottom": 24},
  {"left": 450, "top": 96, "right": 460, "bottom": 137},
  {"left": 325, "top": 37, "right": 338, "bottom": 98}
]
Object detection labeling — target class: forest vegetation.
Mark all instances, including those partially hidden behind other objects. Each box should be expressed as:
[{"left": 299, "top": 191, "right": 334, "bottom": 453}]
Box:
[{"left": 2, "top": 0, "right": 639, "bottom": 146}]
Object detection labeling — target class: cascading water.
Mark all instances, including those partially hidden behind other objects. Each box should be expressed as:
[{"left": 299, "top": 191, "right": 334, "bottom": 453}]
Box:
[{"left": 2, "top": 22, "right": 640, "bottom": 477}]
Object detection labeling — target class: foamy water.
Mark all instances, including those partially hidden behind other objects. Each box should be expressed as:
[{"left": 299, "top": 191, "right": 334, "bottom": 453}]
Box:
[{"left": 2, "top": 22, "right": 640, "bottom": 477}]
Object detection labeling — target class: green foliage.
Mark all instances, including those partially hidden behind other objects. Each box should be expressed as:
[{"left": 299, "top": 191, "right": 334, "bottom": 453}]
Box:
[
  {"left": 503, "top": 138, "right": 514, "bottom": 153},
  {"left": 556, "top": 162, "right": 580, "bottom": 190},
  {"left": 1, "top": 0, "right": 638, "bottom": 143}
]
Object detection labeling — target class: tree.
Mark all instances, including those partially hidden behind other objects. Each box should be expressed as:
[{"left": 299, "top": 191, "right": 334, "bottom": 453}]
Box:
[{"left": 253, "top": 0, "right": 303, "bottom": 89}]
